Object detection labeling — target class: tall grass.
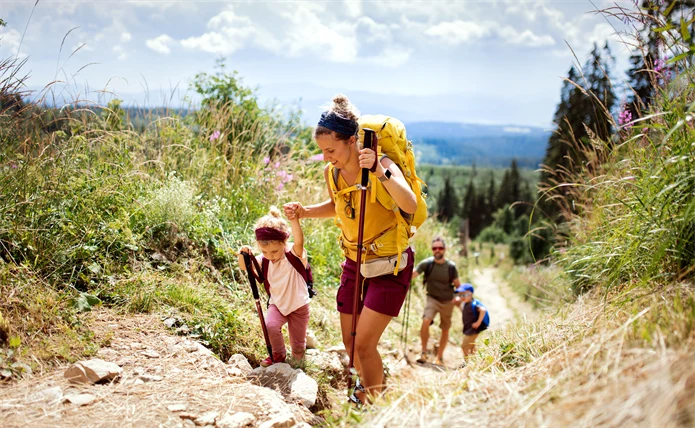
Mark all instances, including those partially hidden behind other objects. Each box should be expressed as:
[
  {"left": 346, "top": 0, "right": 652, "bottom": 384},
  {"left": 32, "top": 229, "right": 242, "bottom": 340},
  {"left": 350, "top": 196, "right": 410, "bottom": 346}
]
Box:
[
  {"left": 0, "top": 56, "right": 345, "bottom": 374},
  {"left": 537, "top": 4, "right": 695, "bottom": 294}
]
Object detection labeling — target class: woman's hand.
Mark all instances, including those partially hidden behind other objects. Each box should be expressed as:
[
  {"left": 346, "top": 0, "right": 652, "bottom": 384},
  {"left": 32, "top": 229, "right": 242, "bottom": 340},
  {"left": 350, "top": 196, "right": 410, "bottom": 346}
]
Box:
[
  {"left": 239, "top": 245, "right": 253, "bottom": 255},
  {"left": 283, "top": 202, "right": 305, "bottom": 220},
  {"left": 472, "top": 321, "right": 481, "bottom": 329},
  {"left": 358, "top": 147, "right": 381, "bottom": 173}
]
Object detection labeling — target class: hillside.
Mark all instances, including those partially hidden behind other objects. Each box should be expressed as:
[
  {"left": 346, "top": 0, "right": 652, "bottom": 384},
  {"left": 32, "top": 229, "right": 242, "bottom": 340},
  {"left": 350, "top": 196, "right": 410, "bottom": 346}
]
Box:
[{"left": 406, "top": 121, "right": 551, "bottom": 167}]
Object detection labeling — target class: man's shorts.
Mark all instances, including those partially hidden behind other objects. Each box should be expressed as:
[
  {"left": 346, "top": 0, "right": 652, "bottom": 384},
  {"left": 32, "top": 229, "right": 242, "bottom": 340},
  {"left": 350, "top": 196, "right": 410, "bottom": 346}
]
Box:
[
  {"left": 336, "top": 247, "right": 414, "bottom": 318},
  {"left": 422, "top": 296, "right": 455, "bottom": 330}
]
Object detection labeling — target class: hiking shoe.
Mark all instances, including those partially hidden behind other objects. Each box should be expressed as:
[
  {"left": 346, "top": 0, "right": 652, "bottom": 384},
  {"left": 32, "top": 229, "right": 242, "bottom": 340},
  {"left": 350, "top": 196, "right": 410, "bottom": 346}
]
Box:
[
  {"left": 416, "top": 352, "right": 429, "bottom": 364},
  {"left": 348, "top": 393, "right": 364, "bottom": 409},
  {"left": 260, "top": 355, "right": 285, "bottom": 367}
]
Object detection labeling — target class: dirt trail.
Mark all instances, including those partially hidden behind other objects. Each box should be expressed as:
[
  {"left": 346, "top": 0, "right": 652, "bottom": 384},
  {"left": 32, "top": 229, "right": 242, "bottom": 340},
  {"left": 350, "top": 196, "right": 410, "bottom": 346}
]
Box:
[
  {"left": 0, "top": 311, "right": 317, "bottom": 428},
  {"left": 395, "top": 266, "right": 532, "bottom": 373},
  {"left": 470, "top": 267, "right": 517, "bottom": 330}
]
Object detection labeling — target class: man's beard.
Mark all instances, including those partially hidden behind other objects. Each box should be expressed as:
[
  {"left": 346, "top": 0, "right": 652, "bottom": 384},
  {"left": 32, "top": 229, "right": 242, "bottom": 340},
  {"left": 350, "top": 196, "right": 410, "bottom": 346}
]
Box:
[{"left": 434, "top": 252, "right": 444, "bottom": 260}]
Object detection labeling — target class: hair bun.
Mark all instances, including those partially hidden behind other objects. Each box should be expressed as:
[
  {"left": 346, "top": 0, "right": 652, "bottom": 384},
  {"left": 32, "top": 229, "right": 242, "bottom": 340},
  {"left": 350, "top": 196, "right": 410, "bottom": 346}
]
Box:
[{"left": 269, "top": 206, "right": 282, "bottom": 218}]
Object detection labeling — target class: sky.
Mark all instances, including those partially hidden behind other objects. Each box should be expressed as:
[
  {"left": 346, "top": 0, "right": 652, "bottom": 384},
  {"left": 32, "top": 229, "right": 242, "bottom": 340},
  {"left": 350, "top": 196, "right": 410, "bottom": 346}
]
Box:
[{"left": 0, "top": 0, "right": 637, "bottom": 127}]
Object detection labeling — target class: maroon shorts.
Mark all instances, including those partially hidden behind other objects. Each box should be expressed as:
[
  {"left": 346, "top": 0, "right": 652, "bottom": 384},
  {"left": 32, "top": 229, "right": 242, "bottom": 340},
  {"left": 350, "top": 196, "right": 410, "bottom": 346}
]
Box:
[{"left": 336, "top": 247, "right": 414, "bottom": 317}]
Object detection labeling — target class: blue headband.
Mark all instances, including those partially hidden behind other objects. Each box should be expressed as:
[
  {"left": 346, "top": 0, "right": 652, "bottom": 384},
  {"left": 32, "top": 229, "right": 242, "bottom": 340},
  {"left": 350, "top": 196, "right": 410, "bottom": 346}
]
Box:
[{"left": 317, "top": 111, "right": 358, "bottom": 137}]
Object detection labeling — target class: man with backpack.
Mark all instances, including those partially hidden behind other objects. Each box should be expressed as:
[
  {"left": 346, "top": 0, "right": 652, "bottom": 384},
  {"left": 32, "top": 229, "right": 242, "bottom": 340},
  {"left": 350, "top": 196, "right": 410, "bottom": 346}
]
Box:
[{"left": 412, "top": 237, "right": 461, "bottom": 365}]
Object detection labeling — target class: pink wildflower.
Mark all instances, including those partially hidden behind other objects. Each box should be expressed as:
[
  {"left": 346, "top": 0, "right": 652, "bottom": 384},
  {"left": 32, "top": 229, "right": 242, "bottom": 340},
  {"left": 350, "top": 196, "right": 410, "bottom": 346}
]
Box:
[
  {"left": 618, "top": 106, "right": 632, "bottom": 126},
  {"left": 209, "top": 130, "right": 221, "bottom": 142},
  {"left": 263, "top": 157, "right": 270, "bottom": 165},
  {"left": 309, "top": 153, "right": 324, "bottom": 162}
]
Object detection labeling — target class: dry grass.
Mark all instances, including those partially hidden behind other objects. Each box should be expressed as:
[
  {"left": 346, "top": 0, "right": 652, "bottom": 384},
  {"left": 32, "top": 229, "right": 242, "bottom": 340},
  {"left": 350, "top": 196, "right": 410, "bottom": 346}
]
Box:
[{"left": 345, "top": 281, "right": 695, "bottom": 427}]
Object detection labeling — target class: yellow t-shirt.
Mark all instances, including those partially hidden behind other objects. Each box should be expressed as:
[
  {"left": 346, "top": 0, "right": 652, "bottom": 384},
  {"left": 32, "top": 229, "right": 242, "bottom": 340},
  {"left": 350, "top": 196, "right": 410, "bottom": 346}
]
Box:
[{"left": 333, "top": 172, "right": 407, "bottom": 261}]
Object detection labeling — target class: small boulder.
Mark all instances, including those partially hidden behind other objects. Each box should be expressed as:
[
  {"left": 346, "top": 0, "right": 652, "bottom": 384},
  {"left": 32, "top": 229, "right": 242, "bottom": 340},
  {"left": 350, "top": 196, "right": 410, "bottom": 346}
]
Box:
[
  {"left": 305, "top": 351, "right": 343, "bottom": 376},
  {"left": 227, "top": 354, "right": 253, "bottom": 375},
  {"left": 167, "top": 403, "right": 187, "bottom": 412},
  {"left": 141, "top": 349, "right": 161, "bottom": 359},
  {"left": 139, "top": 374, "right": 163, "bottom": 382},
  {"left": 194, "top": 411, "right": 218, "bottom": 426},
  {"left": 248, "top": 363, "right": 318, "bottom": 409},
  {"left": 216, "top": 411, "right": 255, "bottom": 428},
  {"left": 64, "top": 359, "right": 122, "bottom": 384},
  {"left": 28, "top": 386, "right": 63, "bottom": 404},
  {"left": 258, "top": 414, "right": 295, "bottom": 428},
  {"left": 289, "top": 371, "right": 318, "bottom": 408},
  {"left": 305, "top": 331, "right": 318, "bottom": 349},
  {"left": 64, "top": 393, "right": 97, "bottom": 406}
]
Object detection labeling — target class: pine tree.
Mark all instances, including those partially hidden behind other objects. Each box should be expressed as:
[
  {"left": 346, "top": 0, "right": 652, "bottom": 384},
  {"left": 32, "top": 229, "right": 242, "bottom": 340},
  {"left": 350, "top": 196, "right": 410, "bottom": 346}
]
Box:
[
  {"left": 436, "top": 176, "right": 459, "bottom": 222},
  {"left": 485, "top": 172, "right": 496, "bottom": 224},
  {"left": 461, "top": 179, "right": 477, "bottom": 222},
  {"left": 540, "top": 44, "right": 616, "bottom": 220},
  {"left": 495, "top": 170, "right": 511, "bottom": 209}
]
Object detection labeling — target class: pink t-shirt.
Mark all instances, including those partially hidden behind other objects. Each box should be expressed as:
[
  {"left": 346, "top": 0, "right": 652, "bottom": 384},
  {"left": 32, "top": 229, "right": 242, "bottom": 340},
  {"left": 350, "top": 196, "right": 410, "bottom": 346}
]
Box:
[{"left": 257, "top": 242, "right": 310, "bottom": 316}]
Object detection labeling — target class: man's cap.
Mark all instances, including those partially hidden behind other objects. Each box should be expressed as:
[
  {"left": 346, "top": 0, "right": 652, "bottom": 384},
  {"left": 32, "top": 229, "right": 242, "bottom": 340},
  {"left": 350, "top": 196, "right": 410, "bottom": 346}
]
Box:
[{"left": 455, "top": 283, "right": 474, "bottom": 294}]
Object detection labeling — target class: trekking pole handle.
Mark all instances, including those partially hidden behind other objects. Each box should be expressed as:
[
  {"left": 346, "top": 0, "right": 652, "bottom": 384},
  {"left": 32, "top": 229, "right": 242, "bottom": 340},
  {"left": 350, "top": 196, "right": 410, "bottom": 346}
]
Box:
[
  {"left": 361, "top": 128, "right": 375, "bottom": 186},
  {"left": 242, "top": 252, "right": 261, "bottom": 300}
]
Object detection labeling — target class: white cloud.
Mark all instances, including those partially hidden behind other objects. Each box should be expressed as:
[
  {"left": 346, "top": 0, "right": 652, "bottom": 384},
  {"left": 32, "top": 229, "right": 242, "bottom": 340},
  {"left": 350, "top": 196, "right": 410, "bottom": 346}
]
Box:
[
  {"left": 499, "top": 28, "right": 555, "bottom": 47},
  {"left": 344, "top": 0, "right": 362, "bottom": 18},
  {"left": 505, "top": 1, "right": 565, "bottom": 23},
  {"left": 0, "top": 28, "right": 23, "bottom": 56},
  {"left": 146, "top": 34, "right": 175, "bottom": 54},
  {"left": 113, "top": 45, "right": 128, "bottom": 61},
  {"left": 181, "top": 4, "right": 360, "bottom": 62},
  {"left": 279, "top": 5, "right": 358, "bottom": 62},
  {"left": 180, "top": 7, "right": 258, "bottom": 55},
  {"left": 425, "top": 20, "right": 554, "bottom": 47},
  {"left": 121, "top": 32, "right": 132, "bottom": 43},
  {"left": 425, "top": 21, "right": 492, "bottom": 44},
  {"left": 553, "top": 20, "right": 621, "bottom": 58}
]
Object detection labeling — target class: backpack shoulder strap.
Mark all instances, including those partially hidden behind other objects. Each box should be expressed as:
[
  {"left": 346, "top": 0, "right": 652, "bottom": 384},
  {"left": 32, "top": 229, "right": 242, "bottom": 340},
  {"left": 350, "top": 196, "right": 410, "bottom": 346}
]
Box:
[
  {"left": 261, "top": 257, "right": 271, "bottom": 296},
  {"left": 286, "top": 251, "right": 316, "bottom": 298},
  {"left": 285, "top": 251, "right": 308, "bottom": 283},
  {"left": 448, "top": 262, "right": 456, "bottom": 285},
  {"left": 422, "top": 258, "right": 436, "bottom": 285}
]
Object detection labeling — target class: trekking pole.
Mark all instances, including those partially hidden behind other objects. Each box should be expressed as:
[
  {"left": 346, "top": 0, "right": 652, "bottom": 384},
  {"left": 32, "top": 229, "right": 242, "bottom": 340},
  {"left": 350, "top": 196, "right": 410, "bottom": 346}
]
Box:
[
  {"left": 347, "top": 128, "right": 375, "bottom": 397},
  {"left": 403, "top": 283, "right": 414, "bottom": 366},
  {"left": 242, "top": 252, "right": 273, "bottom": 364}
]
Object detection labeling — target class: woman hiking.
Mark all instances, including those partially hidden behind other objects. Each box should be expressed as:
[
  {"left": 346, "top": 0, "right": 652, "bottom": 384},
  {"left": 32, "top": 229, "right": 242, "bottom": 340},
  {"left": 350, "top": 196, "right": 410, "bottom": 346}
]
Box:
[{"left": 284, "top": 94, "right": 417, "bottom": 406}]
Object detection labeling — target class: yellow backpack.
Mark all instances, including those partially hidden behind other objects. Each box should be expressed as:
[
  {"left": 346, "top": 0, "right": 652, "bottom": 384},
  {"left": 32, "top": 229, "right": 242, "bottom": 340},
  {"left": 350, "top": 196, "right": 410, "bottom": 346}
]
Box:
[{"left": 328, "top": 114, "right": 428, "bottom": 274}]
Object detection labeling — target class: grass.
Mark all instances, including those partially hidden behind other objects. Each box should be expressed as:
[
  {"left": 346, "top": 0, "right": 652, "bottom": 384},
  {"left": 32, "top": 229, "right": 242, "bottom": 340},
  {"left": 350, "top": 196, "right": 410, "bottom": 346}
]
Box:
[
  {"left": 343, "top": 279, "right": 695, "bottom": 427},
  {"left": 0, "top": 56, "right": 346, "bottom": 379}
]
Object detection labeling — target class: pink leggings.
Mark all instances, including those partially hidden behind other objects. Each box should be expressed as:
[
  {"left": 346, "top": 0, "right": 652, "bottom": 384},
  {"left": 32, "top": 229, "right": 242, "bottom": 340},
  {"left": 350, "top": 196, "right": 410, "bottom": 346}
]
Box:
[{"left": 265, "top": 304, "right": 310, "bottom": 360}]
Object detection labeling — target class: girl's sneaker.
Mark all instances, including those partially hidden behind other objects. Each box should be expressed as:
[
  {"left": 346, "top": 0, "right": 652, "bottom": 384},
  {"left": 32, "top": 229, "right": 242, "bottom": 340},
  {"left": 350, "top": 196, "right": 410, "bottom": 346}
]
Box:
[{"left": 260, "top": 355, "right": 286, "bottom": 367}]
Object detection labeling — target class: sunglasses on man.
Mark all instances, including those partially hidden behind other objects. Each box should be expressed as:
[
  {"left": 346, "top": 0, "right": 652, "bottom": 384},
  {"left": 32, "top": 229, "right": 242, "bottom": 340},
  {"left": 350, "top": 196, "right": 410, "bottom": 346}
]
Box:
[{"left": 432, "top": 246, "right": 445, "bottom": 251}]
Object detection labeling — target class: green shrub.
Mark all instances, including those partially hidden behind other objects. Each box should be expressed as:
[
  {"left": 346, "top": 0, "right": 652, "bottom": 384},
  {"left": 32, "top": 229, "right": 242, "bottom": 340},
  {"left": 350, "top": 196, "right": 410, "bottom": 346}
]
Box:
[{"left": 477, "top": 225, "right": 509, "bottom": 244}]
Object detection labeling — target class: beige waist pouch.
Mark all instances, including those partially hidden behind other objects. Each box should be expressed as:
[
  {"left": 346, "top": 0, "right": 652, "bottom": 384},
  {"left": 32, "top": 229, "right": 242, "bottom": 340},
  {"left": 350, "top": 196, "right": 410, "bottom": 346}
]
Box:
[{"left": 359, "top": 253, "right": 408, "bottom": 278}]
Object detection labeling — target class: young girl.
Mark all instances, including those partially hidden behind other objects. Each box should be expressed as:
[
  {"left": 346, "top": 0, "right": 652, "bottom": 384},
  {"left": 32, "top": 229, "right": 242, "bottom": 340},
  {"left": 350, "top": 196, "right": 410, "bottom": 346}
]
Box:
[{"left": 238, "top": 207, "right": 311, "bottom": 367}]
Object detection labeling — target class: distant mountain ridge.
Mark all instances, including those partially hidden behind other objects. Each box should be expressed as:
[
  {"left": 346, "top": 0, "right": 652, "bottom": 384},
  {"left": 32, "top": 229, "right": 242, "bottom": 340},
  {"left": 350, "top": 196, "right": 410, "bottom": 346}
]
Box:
[{"left": 405, "top": 121, "right": 551, "bottom": 168}]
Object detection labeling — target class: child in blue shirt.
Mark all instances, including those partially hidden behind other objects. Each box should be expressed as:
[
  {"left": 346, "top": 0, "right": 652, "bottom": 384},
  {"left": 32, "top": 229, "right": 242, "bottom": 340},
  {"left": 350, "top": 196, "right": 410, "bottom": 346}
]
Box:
[{"left": 453, "top": 283, "right": 489, "bottom": 357}]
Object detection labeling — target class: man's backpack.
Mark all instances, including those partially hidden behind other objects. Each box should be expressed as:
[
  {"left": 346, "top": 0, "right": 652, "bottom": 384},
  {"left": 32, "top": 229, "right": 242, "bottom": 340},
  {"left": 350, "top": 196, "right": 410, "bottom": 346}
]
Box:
[
  {"left": 328, "top": 115, "right": 428, "bottom": 274},
  {"left": 261, "top": 252, "right": 317, "bottom": 301},
  {"left": 422, "top": 258, "right": 456, "bottom": 287}
]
